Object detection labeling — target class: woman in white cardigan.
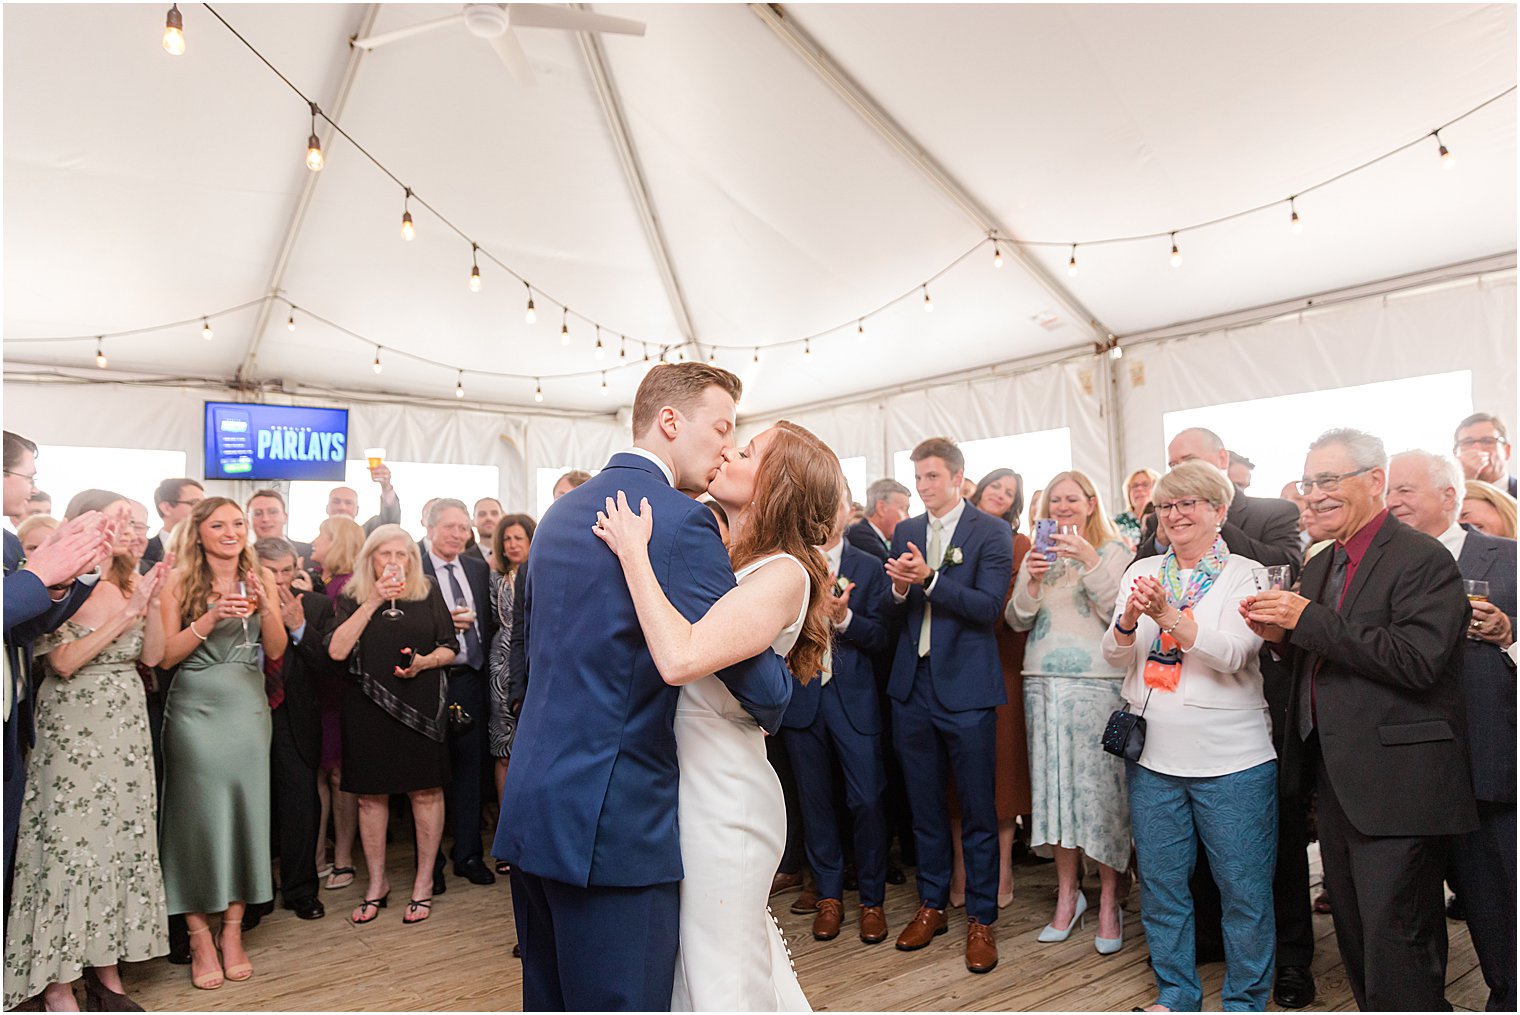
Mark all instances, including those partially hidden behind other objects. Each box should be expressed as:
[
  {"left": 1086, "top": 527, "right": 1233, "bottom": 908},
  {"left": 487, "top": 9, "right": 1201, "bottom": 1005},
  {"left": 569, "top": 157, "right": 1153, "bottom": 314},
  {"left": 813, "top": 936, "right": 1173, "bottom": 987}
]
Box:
[{"left": 1101, "top": 461, "right": 1277, "bottom": 1014}]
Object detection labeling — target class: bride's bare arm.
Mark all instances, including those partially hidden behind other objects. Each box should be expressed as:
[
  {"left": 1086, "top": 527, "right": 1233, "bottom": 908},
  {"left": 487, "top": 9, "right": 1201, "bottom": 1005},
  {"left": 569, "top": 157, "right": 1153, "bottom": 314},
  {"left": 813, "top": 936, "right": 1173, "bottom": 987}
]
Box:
[{"left": 595, "top": 491, "right": 803, "bottom": 685}]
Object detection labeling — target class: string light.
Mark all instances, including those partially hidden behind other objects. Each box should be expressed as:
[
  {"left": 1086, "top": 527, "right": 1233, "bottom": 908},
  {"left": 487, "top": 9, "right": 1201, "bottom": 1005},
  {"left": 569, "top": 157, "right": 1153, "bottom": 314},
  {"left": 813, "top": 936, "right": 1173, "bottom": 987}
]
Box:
[
  {"left": 594, "top": 326, "right": 605, "bottom": 360},
  {"left": 1434, "top": 130, "right": 1455, "bottom": 170},
  {"left": 523, "top": 285, "right": 536, "bottom": 325},
  {"left": 1169, "top": 232, "right": 1183, "bottom": 268},
  {"left": 201, "top": 317, "right": 213, "bottom": 341},
  {"left": 162, "top": 4, "right": 185, "bottom": 55},
  {"left": 1068, "top": 244, "right": 1079, "bottom": 277},
  {"left": 803, "top": 338, "right": 812, "bottom": 359},
  {"left": 286, "top": 312, "right": 296, "bottom": 331},
  {"left": 305, "top": 102, "right": 323, "bottom": 172},
  {"left": 95, "top": 337, "right": 107, "bottom": 369},
  {"left": 560, "top": 308, "right": 570, "bottom": 346},
  {"left": 922, "top": 285, "right": 933, "bottom": 313},
  {"left": 534, "top": 378, "right": 543, "bottom": 403},
  {"left": 707, "top": 348, "right": 716, "bottom": 364},
  {"left": 619, "top": 335, "right": 626, "bottom": 360},
  {"left": 857, "top": 319, "right": 865, "bottom": 341},
  {"left": 992, "top": 242, "right": 1003, "bottom": 268},
  {"left": 400, "top": 189, "right": 415, "bottom": 241},
  {"left": 469, "top": 244, "right": 481, "bottom": 291},
  {"left": 372, "top": 347, "right": 383, "bottom": 374},
  {"left": 753, "top": 347, "right": 760, "bottom": 364},
  {"left": 1109, "top": 343, "right": 1123, "bottom": 361},
  {"left": 455, "top": 370, "right": 464, "bottom": 398},
  {"left": 600, "top": 372, "right": 609, "bottom": 396},
  {"left": 1289, "top": 198, "right": 1303, "bottom": 235}
]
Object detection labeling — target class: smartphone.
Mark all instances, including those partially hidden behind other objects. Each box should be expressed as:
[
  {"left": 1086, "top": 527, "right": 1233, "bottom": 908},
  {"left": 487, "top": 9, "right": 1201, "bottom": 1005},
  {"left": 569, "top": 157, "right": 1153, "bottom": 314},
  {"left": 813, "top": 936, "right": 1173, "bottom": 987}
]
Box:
[
  {"left": 1034, "top": 519, "right": 1058, "bottom": 562},
  {"left": 394, "top": 645, "right": 415, "bottom": 673}
]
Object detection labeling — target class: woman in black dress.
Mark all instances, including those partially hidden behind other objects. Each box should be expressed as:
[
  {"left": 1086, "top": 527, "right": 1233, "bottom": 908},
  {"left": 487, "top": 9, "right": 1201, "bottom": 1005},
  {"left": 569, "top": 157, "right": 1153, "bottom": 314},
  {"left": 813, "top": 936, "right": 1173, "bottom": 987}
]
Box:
[{"left": 327, "top": 524, "right": 458, "bottom": 926}]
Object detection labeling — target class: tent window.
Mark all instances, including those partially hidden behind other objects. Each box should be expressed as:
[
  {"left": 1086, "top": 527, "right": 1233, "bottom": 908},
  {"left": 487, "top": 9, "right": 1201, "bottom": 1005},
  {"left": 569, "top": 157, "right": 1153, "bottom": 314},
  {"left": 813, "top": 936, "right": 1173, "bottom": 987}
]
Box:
[
  {"left": 29, "top": 446, "right": 189, "bottom": 529},
  {"left": 839, "top": 457, "right": 868, "bottom": 507},
  {"left": 289, "top": 461, "right": 501, "bottom": 543},
  {"left": 893, "top": 428, "right": 1074, "bottom": 518}
]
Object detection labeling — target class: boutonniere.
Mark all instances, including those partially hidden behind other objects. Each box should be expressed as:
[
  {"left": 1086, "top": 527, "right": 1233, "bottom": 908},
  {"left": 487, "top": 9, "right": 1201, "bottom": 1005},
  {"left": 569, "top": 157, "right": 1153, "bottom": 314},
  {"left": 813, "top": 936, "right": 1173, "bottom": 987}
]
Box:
[
  {"left": 939, "top": 546, "right": 964, "bottom": 571},
  {"left": 833, "top": 575, "right": 852, "bottom": 596}
]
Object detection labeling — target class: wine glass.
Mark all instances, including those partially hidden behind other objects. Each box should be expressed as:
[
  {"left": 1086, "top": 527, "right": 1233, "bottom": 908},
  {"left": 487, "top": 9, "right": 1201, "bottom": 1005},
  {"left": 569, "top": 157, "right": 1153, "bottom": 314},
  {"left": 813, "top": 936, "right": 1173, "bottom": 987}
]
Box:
[
  {"left": 382, "top": 564, "right": 404, "bottom": 620},
  {"left": 1251, "top": 565, "right": 1293, "bottom": 592},
  {"left": 235, "top": 580, "right": 256, "bottom": 647}
]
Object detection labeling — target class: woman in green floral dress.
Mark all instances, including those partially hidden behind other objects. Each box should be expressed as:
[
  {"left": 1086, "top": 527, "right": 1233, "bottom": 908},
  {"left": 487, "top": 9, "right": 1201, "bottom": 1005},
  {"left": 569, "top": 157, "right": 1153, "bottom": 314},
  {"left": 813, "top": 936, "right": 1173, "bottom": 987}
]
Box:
[{"left": 4, "top": 493, "right": 171, "bottom": 1012}]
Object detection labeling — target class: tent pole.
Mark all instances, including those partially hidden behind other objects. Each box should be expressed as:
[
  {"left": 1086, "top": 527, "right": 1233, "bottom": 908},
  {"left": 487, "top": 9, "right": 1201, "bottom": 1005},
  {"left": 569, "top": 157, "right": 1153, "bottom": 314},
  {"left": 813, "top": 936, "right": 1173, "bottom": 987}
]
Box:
[
  {"left": 749, "top": 2, "right": 1110, "bottom": 345},
  {"left": 236, "top": 4, "right": 384, "bottom": 381}
]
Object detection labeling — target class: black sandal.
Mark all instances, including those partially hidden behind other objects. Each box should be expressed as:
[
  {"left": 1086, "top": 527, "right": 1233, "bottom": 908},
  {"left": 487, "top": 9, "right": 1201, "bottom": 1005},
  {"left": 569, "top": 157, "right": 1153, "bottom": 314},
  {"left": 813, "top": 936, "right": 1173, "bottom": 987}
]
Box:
[
  {"left": 403, "top": 899, "right": 433, "bottom": 925},
  {"left": 325, "top": 866, "right": 356, "bottom": 890},
  {"left": 495, "top": 860, "right": 511, "bottom": 876},
  {"left": 350, "top": 893, "right": 389, "bottom": 924}
]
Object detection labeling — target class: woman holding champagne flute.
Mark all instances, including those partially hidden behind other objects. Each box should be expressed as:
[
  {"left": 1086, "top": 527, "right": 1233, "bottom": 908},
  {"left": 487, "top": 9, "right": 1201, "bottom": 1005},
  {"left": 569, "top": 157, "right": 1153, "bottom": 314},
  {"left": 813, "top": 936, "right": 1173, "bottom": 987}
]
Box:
[
  {"left": 326, "top": 525, "right": 458, "bottom": 926},
  {"left": 158, "top": 498, "right": 286, "bottom": 991}
]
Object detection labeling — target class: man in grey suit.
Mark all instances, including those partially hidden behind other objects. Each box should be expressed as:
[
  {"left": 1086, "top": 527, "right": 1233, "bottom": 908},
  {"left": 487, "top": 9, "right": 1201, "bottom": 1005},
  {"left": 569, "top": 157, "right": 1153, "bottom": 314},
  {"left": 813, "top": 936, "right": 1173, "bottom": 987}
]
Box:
[
  {"left": 1134, "top": 426, "right": 1316, "bottom": 1007},
  {"left": 1388, "top": 450, "right": 1516, "bottom": 1012},
  {"left": 847, "top": 478, "right": 910, "bottom": 562}
]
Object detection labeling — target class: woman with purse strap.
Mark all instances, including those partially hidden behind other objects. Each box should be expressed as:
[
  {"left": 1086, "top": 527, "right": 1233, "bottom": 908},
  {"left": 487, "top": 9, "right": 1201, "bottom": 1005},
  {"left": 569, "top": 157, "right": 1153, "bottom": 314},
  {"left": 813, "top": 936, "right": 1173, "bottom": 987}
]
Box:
[{"left": 1101, "top": 461, "right": 1274, "bottom": 1013}]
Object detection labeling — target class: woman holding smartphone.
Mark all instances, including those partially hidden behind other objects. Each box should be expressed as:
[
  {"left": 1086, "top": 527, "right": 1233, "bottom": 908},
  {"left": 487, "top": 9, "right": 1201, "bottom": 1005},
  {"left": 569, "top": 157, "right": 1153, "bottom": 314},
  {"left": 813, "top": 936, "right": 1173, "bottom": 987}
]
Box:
[{"left": 326, "top": 524, "right": 458, "bottom": 926}]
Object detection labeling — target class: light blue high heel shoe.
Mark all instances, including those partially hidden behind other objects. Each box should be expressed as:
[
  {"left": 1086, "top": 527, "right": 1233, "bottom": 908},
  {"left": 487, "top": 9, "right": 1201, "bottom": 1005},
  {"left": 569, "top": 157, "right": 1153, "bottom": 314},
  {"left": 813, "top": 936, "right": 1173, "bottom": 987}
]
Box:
[
  {"left": 1095, "top": 908, "right": 1124, "bottom": 955},
  {"left": 1036, "top": 890, "right": 1088, "bottom": 943}
]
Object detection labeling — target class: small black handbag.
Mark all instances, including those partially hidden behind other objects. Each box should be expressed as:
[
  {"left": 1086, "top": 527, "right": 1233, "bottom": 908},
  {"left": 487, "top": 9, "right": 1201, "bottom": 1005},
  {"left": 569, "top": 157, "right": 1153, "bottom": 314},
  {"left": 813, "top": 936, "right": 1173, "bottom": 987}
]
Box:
[
  {"left": 447, "top": 701, "right": 474, "bottom": 737},
  {"left": 1100, "top": 689, "right": 1152, "bottom": 763}
]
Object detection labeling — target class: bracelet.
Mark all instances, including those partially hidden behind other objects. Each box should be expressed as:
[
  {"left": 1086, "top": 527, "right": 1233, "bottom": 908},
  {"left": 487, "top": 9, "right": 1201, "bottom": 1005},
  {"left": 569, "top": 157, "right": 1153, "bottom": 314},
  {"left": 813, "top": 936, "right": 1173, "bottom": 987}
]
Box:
[
  {"left": 1162, "top": 611, "right": 1185, "bottom": 636},
  {"left": 190, "top": 619, "right": 210, "bottom": 641},
  {"left": 1113, "top": 617, "right": 1137, "bottom": 636}
]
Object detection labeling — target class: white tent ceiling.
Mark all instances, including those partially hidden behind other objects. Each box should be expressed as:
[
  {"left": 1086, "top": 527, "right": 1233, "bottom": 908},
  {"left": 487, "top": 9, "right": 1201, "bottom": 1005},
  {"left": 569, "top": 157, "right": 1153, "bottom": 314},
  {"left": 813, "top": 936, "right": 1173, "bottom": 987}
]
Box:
[{"left": 4, "top": 3, "right": 1516, "bottom": 417}]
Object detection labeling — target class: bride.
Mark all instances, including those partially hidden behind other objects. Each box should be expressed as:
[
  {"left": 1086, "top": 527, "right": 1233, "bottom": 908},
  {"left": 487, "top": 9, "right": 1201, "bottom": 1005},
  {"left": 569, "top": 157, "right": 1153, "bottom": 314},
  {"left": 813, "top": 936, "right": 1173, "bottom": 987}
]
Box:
[{"left": 594, "top": 420, "right": 840, "bottom": 1012}]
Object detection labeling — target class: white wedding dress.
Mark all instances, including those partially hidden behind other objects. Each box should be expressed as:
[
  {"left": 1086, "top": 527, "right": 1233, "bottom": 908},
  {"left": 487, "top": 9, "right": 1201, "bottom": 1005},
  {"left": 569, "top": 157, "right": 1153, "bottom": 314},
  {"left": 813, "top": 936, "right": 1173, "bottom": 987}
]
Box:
[{"left": 671, "top": 553, "right": 813, "bottom": 1012}]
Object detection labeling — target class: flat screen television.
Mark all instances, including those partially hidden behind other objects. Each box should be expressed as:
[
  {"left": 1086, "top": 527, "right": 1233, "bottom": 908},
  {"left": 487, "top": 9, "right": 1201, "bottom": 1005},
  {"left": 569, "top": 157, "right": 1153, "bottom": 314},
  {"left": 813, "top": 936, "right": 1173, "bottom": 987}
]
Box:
[{"left": 203, "top": 401, "right": 350, "bottom": 481}]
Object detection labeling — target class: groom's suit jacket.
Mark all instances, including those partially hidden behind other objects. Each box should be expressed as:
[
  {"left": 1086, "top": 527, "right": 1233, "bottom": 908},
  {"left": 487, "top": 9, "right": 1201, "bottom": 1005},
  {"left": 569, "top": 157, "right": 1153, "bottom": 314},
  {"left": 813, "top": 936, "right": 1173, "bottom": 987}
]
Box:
[{"left": 494, "top": 452, "right": 794, "bottom": 888}]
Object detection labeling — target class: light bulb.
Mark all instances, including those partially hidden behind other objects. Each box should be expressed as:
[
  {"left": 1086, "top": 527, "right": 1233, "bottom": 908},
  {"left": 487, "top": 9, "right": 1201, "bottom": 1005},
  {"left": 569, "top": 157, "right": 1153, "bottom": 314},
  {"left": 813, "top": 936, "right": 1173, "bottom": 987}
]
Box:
[
  {"left": 305, "top": 134, "right": 324, "bottom": 172},
  {"left": 1440, "top": 143, "right": 1455, "bottom": 170},
  {"left": 400, "top": 210, "right": 414, "bottom": 241},
  {"left": 1169, "top": 234, "right": 1182, "bottom": 268},
  {"left": 923, "top": 286, "right": 933, "bottom": 313},
  {"left": 162, "top": 4, "right": 185, "bottom": 55},
  {"left": 857, "top": 319, "right": 865, "bottom": 341},
  {"left": 993, "top": 243, "right": 1003, "bottom": 268},
  {"left": 372, "top": 351, "right": 383, "bottom": 374},
  {"left": 455, "top": 375, "right": 465, "bottom": 399},
  {"left": 707, "top": 350, "right": 716, "bottom": 364},
  {"left": 560, "top": 314, "right": 570, "bottom": 346},
  {"left": 803, "top": 339, "right": 812, "bottom": 359},
  {"left": 201, "top": 318, "right": 213, "bottom": 341},
  {"left": 601, "top": 373, "right": 609, "bottom": 396},
  {"left": 524, "top": 294, "right": 536, "bottom": 325},
  {"left": 534, "top": 381, "right": 543, "bottom": 403},
  {"left": 752, "top": 347, "right": 760, "bottom": 364},
  {"left": 619, "top": 337, "right": 627, "bottom": 361},
  {"left": 469, "top": 264, "right": 481, "bottom": 292},
  {"left": 1290, "top": 207, "right": 1303, "bottom": 235},
  {"left": 1068, "top": 244, "right": 1079, "bottom": 277},
  {"left": 1109, "top": 344, "right": 1123, "bottom": 361},
  {"left": 95, "top": 340, "right": 107, "bottom": 369},
  {"left": 286, "top": 313, "right": 296, "bottom": 332}
]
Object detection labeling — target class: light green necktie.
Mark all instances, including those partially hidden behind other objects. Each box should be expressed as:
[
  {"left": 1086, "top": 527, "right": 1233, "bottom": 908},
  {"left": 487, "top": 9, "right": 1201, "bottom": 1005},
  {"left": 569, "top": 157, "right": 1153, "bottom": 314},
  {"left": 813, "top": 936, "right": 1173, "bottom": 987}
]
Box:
[{"left": 918, "top": 519, "right": 944, "bottom": 657}]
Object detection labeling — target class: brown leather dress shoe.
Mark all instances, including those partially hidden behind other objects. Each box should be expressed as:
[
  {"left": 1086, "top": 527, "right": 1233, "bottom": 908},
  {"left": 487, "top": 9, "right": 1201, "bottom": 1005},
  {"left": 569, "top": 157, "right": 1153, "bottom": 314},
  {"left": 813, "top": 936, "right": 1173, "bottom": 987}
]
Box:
[
  {"left": 895, "top": 904, "right": 947, "bottom": 950},
  {"left": 790, "top": 883, "right": 820, "bottom": 915},
  {"left": 859, "top": 905, "right": 888, "bottom": 944},
  {"left": 965, "top": 919, "right": 998, "bottom": 973},
  {"left": 769, "top": 871, "right": 802, "bottom": 896},
  {"left": 812, "top": 898, "right": 843, "bottom": 940}
]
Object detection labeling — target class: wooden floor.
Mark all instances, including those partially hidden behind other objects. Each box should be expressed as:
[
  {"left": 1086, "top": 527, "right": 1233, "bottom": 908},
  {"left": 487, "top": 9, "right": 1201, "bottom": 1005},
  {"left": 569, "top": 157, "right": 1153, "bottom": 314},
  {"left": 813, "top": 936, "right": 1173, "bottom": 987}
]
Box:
[{"left": 106, "top": 843, "right": 1486, "bottom": 1012}]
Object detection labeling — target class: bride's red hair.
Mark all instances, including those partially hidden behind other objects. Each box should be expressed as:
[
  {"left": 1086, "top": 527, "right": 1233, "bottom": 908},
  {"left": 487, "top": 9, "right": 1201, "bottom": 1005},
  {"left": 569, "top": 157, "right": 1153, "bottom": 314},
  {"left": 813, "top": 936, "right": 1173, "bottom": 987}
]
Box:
[{"left": 728, "top": 421, "right": 841, "bottom": 684}]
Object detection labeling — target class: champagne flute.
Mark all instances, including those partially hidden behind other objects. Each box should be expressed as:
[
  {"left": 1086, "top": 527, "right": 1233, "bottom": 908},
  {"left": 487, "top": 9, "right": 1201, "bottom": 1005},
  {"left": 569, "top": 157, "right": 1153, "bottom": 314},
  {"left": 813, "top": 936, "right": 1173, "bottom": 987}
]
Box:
[
  {"left": 382, "top": 563, "right": 404, "bottom": 620},
  {"left": 235, "top": 579, "right": 255, "bottom": 647}
]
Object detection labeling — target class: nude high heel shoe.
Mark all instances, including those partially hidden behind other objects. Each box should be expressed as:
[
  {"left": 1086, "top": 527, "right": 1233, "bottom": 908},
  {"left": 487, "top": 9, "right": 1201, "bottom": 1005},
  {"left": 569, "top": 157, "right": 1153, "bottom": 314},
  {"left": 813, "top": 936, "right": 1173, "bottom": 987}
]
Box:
[{"left": 1036, "top": 890, "right": 1088, "bottom": 943}]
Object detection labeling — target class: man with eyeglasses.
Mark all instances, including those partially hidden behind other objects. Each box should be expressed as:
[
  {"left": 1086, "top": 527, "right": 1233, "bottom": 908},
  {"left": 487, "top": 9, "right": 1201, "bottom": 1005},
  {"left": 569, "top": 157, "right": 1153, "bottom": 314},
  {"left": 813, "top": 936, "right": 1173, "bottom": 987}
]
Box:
[
  {"left": 141, "top": 476, "right": 205, "bottom": 568},
  {"left": 1244, "top": 428, "right": 1476, "bottom": 1012},
  {"left": 1453, "top": 412, "right": 1518, "bottom": 499},
  {"left": 1134, "top": 427, "right": 1314, "bottom": 1007}
]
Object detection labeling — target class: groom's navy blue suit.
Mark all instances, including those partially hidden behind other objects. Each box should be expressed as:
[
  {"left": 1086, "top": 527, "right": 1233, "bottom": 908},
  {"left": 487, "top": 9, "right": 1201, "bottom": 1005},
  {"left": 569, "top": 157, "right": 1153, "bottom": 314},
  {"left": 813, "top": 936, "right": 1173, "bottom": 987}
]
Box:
[
  {"left": 494, "top": 452, "right": 794, "bottom": 1011},
  {"left": 887, "top": 501, "right": 1012, "bottom": 925},
  {"left": 783, "top": 540, "right": 891, "bottom": 907}
]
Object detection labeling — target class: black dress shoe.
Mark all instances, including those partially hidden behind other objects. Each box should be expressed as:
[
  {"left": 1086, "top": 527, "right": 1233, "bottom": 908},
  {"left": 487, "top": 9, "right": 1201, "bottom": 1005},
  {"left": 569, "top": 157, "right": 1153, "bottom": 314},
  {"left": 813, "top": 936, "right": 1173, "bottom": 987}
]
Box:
[
  {"left": 885, "top": 863, "right": 906, "bottom": 886},
  {"left": 1274, "top": 964, "right": 1316, "bottom": 1009},
  {"left": 241, "top": 899, "right": 274, "bottom": 932},
  {"left": 455, "top": 857, "right": 497, "bottom": 885},
  {"left": 433, "top": 868, "right": 448, "bottom": 896},
  {"left": 286, "top": 896, "right": 326, "bottom": 920},
  {"left": 167, "top": 915, "right": 191, "bottom": 965},
  {"left": 1446, "top": 894, "right": 1466, "bottom": 921}
]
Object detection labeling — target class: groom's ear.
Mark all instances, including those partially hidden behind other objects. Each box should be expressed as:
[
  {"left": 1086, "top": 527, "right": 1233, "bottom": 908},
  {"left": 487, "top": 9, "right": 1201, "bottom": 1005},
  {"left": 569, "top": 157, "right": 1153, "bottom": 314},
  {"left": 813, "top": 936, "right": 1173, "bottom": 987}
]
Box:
[{"left": 656, "top": 406, "right": 681, "bottom": 442}]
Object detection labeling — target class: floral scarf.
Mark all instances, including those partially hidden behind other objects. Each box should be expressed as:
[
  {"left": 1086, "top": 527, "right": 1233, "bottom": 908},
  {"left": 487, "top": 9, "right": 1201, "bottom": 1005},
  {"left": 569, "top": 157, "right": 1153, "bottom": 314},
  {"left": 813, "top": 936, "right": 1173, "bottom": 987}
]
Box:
[{"left": 1142, "top": 535, "right": 1230, "bottom": 692}]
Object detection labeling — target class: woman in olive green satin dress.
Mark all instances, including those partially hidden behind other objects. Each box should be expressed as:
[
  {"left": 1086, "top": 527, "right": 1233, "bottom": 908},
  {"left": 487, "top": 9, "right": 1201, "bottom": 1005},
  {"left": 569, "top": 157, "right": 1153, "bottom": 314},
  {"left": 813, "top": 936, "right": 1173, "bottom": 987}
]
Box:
[{"left": 157, "top": 498, "right": 287, "bottom": 991}]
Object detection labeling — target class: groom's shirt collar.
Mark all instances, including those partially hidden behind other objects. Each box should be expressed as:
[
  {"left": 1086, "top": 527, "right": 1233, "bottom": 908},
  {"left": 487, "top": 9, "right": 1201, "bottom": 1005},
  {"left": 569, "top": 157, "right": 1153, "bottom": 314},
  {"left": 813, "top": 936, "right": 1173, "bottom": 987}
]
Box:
[{"left": 620, "top": 446, "right": 675, "bottom": 488}]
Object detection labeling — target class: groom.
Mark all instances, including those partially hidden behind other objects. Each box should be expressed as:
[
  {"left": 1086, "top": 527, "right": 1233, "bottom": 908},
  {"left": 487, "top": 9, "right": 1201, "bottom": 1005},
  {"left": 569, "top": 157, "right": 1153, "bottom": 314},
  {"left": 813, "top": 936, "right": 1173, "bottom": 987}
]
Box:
[{"left": 495, "top": 364, "right": 795, "bottom": 1011}]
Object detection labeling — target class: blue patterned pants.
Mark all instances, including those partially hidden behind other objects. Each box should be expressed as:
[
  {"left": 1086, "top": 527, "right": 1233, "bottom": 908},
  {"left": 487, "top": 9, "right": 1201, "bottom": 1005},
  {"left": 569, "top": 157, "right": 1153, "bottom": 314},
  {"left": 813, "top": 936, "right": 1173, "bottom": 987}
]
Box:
[{"left": 1127, "top": 759, "right": 1278, "bottom": 1012}]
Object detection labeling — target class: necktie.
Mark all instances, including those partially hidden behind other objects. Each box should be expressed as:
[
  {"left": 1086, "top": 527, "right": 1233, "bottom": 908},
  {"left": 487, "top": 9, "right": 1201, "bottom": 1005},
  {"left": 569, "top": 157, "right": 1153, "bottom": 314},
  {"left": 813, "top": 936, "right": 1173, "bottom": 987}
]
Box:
[
  {"left": 918, "top": 519, "right": 945, "bottom": 658},
  {"left": 819, "top": 645, "right": 833, "bottom": 687},
  {"left": 444, "top": 563, "right": 482, "bottom": 669},
  {"left": 263, "top": 653, "right": 286, "bottom": 711},
  {"left": 1297, "top": 545, "right": 1348, "bottom": 741}
]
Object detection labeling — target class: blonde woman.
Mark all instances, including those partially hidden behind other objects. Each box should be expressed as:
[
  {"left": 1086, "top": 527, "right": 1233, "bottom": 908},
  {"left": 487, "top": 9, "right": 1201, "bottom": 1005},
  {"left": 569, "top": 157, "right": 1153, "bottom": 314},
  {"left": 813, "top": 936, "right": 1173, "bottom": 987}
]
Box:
[
  {"left": 309, "top": 515, "right": 365, "bottom": 889},
  {"left": 1115, "top": 468, "right": 1160, "bottom": 548},
  {"left": 1460, "top": 479, "right": 1518, "bottom": 538},
  {"left": 15, "top": 513, "right": 59, "bottom": 557},
  {"left": 326, "top": 525, "right": 458, "bottom": 926},
  {"left": 1006, "top": 471, "right": 1132, "bottom": 954}
]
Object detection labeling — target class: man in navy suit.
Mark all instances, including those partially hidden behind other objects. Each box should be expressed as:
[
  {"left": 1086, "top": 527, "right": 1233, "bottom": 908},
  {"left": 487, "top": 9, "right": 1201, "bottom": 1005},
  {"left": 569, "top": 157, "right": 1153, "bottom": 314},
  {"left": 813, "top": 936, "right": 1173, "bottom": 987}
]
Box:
[
  {"left": 419, "top": 498, "right": 501, "bottom": 891},
  {"left": 1388, "top": 450, "right": 1517, "bottom": 1011},
  {"left": 783, "top": 487, "right": 892, "bottom": 945},
  {"left": 884, "top": 437, "right": 1013, "bottom": 974},
  {"left": 3, "top": 432, "right": 109, "bottom": 896},
  {"left": 494, "top": 364, "right": 793, "bottom": 1011},
  {"left": 846, "top": 478, "right": 911, "bottom": 562}
]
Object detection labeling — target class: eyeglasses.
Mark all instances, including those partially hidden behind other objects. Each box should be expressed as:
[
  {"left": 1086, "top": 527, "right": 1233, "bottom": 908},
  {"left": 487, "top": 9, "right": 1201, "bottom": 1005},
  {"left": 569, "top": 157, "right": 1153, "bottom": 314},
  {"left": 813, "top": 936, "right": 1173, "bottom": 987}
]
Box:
[
  {"left": 3, "top": 469, "right": 37, "bottom": 484},
  {"left": 1154, "top": 498, "right": 1209, "bottom": 515},
  {"left": 1296, "top": 466, "right": 1373, "bottom": 495},
  {"left": 1456, "top": 436, "right": 1508, "bottom": 451},
  {"left": 171, "top": 498, "right": 203, "bottom": 507}
]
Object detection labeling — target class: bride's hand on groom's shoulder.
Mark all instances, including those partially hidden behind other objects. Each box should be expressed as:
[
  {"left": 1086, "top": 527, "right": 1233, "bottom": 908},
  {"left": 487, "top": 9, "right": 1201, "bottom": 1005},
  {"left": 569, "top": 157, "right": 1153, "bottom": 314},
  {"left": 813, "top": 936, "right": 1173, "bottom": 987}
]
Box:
[{"left": 593, "top": 490, "right": 654, "bottom": 560}]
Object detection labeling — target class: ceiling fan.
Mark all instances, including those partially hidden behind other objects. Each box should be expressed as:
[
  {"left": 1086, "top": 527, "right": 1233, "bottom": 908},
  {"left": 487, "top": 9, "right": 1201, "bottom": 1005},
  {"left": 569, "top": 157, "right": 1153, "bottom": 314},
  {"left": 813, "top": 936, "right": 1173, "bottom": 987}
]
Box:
[{"left": 351, "top": 4, "right": 646, "bottom": 86}]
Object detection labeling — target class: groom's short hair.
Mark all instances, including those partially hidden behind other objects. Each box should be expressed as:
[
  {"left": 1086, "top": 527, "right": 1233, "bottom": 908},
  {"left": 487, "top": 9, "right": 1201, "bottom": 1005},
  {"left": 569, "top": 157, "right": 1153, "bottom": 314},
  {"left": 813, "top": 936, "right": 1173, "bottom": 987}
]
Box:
[{"left": 632, "top": 364, "right": 744, "bottom": 436}]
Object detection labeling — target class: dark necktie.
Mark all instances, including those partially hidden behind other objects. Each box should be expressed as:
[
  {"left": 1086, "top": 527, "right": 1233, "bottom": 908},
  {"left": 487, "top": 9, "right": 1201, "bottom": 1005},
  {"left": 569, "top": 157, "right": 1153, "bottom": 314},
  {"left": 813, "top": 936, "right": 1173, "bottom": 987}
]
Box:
[
  {"left": 1297, "top": 545, "right": 1348, "bottom": 740},
  {"left": 444, "top": 563, "right": 482, "bottom": 669},
  {"left": 263, "top": 653, "right": 286, "bottom": 711}
]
